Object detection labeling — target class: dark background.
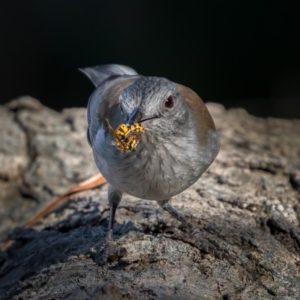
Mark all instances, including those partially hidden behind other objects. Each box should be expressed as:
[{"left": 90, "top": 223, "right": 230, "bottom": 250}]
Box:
[{"left": 1, "top": 1, "right": 299, "bottom": 118}]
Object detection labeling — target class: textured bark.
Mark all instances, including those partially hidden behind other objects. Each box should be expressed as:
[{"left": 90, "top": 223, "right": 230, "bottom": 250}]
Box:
[{"left": 0, "top": 97, "right": 300, "bottom": 300}]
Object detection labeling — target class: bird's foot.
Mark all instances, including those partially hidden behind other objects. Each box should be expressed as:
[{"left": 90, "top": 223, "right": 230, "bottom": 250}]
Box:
[
  {"left": 164, "top": 226, "right": 233, "bottom": 264},
  {"left": 103, "top": 238, "right": 127, "bottom": 263}
]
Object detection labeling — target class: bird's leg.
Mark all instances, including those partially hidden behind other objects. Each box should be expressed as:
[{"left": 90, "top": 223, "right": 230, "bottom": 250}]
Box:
[
  {"left": 102, "top": 184, "right": 127, "bottom": 263},
  {"left": 158, "top": 200, "right": 232, "bottom": 263}
]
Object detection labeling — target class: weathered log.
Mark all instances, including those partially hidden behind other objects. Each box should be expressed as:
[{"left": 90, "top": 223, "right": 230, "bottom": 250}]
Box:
[{"left": 0, "top": 97, "right": 300, "bottom": 299}]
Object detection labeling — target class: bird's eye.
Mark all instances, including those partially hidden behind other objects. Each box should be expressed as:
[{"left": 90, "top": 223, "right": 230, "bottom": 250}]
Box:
[{"left": 165, "top": 95, "right": 174, "bottom": 108}]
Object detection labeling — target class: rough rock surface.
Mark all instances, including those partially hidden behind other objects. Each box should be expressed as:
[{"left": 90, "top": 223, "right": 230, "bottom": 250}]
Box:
[{"left": 0, "top": 97, "right": 300, "bottom": 299}]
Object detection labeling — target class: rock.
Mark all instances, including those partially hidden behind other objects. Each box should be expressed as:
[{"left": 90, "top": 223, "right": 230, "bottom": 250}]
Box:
[
  {"left": 63, "top": 283, "right": 123, "bottom": 300},
  {"left": 0, "top": 97, "right": 300, "bottom": 299},
  {"left": 0, "top": 96, "right": 99, "bottom": 241}
]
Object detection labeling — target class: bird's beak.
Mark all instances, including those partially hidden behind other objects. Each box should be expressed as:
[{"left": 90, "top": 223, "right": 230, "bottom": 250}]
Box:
[{"left": 126, "top": 108, "right": 140, "bottom": 126}]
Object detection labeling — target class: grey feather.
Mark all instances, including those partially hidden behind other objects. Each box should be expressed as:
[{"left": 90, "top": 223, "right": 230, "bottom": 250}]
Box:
[
  {"left": 86, "top": 75, "right": 140, "bottom": 148},
  {"left": 79, "top": 64, "right": 138, "bottom": 87}
]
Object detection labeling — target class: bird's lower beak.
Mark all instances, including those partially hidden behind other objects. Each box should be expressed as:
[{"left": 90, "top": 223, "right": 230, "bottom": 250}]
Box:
[{"left": 126, "top": 108, "right": 140, "bottom": 126}]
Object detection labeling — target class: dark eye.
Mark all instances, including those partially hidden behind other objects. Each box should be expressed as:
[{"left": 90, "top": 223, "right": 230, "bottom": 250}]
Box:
[{"left": 165, "top": 95, "right": 174, "bottom": 108}]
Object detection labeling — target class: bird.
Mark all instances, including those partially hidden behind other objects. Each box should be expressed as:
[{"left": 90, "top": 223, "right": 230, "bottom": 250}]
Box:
[{"left": 80, "top": 64, "right": 222, "bottom": 263}]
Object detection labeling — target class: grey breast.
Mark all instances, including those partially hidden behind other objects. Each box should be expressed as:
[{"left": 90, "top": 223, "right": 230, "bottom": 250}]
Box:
[{"left": 93, "top": 112, "right": 219, "bottom": 201}]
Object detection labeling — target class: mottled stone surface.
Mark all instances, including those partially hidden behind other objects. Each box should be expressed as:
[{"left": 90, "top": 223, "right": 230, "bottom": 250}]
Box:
[
  {"left": 0, "top": 98, "right": 300, "bottom": 299},
  {"left": 0, "top": 97, "right": 99, "bottom": 241}
]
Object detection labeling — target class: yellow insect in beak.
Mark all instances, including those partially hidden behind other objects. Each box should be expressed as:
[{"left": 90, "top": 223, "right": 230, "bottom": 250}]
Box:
[{"left": 110, "top": 122, "right": 145, "bottom": 152}]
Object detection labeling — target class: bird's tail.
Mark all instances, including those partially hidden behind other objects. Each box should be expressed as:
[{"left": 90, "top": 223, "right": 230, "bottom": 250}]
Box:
[{"left": 79, "top": 64, "right": 138, "bottom": 87}]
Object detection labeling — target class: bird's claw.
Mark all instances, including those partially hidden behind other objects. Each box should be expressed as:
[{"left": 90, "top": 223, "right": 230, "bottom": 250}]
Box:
[
  {"left": 163, "top": 227, "right": 183, "bottom": 239},
  {"left": 103, "top": 239, "right": 127, "bottom": 263}
]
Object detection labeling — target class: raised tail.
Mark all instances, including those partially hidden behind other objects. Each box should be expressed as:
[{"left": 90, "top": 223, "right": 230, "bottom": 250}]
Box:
[{"left": 79, "top": 64, "right": 138, "bottom": 87}]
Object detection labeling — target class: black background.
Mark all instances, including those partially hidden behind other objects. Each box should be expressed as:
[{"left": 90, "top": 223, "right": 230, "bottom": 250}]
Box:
[{"left": 1, "top": 1, "right": 300, "bottom": 118}]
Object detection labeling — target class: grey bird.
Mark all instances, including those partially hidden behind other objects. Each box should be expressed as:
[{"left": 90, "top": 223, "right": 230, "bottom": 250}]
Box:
[{"left": 80, "top": 64, "right": 222, "bottom": 262}]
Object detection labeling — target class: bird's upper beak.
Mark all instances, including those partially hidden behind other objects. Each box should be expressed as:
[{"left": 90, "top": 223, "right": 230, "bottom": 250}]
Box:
[{"left": 126, "top": 108, "right": 140, "bottom": 126}]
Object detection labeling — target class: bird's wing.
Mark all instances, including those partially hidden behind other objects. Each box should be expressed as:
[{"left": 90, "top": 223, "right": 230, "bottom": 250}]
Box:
[
  {"left": 176, "top": 84, "right": 216, "bottom": 141},
  {"left": 80, "top": 64, "right": 140, "bottom": 147}
]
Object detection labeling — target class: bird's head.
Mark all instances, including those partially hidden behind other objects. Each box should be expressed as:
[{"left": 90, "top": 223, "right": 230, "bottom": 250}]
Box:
[{"left": 119, "top": 77, "right": 189, "bottom": 137}]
